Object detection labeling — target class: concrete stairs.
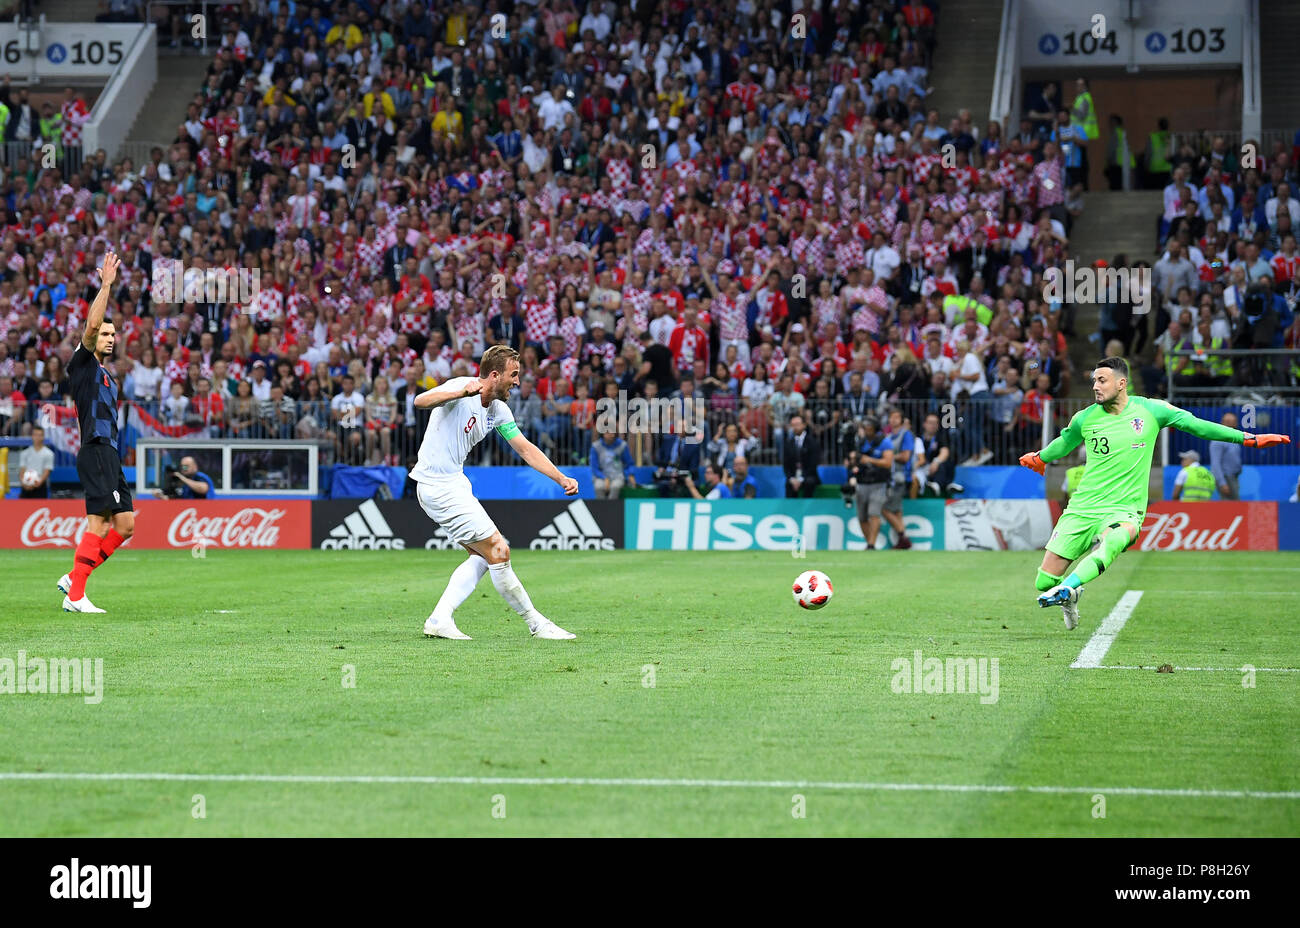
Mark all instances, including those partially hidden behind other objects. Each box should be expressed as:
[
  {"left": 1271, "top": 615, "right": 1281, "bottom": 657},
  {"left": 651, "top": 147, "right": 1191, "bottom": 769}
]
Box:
[
  {"left": 1062, "top": 190, "right": 1164, "bottom": 392},
  {"left": 925, "top": 0, "right": 1004, "bottom": 123},
  {"left": 1067, "top": 190, "right": 1165, "bottom": 267},
  {"left": 1260, "top": 0, "right": 1300, "bottom": 133},
  {"left": 40, "top": 0, "right": 100, "bottom": 21},
  {"left": 117, "top": 54, "right": 210, "bottom": 157}
]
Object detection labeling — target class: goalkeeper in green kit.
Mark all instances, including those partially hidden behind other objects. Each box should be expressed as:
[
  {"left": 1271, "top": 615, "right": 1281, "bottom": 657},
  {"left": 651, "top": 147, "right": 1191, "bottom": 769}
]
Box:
[{"left": 1019, "top": 357, "right": 1291, "bottom": 630}]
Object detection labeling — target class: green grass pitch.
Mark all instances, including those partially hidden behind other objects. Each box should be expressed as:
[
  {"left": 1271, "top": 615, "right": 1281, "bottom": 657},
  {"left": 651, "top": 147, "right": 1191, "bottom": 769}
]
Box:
[{"left": 1, "top": 548, "right": 1297, "bottom": 836}]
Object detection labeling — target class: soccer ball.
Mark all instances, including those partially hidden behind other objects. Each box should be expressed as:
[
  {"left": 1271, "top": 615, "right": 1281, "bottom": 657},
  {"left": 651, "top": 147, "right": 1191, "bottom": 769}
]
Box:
[
  {"left": 20, "top": 469, "right": 39, "bottom": 489},
  {"left": 792, "top": 570, "right": 833, "bottom": 610}
]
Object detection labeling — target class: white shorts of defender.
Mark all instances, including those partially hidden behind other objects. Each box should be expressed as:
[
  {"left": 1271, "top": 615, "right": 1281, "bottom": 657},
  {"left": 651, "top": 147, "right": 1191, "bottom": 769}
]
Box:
[{"left": 416, "top": 476, "right": 498, "bottom": 547}]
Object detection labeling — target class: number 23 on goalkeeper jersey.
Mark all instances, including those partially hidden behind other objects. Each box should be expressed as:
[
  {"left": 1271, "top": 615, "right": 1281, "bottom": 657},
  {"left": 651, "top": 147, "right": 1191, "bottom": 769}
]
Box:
[{"left": 1043, "top": 395, "right": 1243, "bottom": 517}]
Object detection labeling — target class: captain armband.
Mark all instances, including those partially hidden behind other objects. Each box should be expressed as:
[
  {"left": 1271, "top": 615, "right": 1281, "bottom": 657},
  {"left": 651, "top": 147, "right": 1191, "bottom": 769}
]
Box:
[{"left": 496, "top": 422, "right": 521, "bottom": 440}]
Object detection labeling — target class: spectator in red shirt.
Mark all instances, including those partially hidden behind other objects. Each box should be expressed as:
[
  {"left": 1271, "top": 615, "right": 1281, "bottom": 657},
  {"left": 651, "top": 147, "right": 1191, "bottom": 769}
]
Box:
[
  {"left": 669, "top": 305, "right": 709, "bottom": 375},
  {"left": 189, "top": 377, "right": 225, "bottom": 428},
  {"left": 1014, "top": 373, "right": 1054, "bottom": 456}
]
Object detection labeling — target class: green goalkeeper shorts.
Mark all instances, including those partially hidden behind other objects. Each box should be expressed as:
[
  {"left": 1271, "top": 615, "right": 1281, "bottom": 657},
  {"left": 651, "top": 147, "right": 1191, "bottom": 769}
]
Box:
[{"left": 1045, "top": 508, "right": 1145, "bottom": 562}]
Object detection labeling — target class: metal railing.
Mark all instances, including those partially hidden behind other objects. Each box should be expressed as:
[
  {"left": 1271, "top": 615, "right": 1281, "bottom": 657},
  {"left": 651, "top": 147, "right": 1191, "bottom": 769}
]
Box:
[
  {"left": 145, "top": 0, "right": 220, "bottom": 54},
  {"left": 1162, "top": 348, "right": 1300, "bottom": 400},
  {"left": 1169, "top": 128, "right": 1292, "bottom": 161},
  {"left": 112, "top": 140, "right": 172, "bottom": 168},
  {"left": 0, "top": 140, "right": 82, "bottom": 172},
  {"left": 28, "top": 390, "right": 1290, "bottom": 477},
  {"left": 83, "top": 394, "right": 1074, "bottom": 473}
]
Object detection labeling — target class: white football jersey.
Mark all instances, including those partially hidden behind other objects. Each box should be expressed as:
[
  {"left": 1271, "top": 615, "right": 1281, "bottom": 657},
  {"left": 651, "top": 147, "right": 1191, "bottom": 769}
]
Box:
[{"left": 410, "top": 377, "right": 517, "bottom": 482}]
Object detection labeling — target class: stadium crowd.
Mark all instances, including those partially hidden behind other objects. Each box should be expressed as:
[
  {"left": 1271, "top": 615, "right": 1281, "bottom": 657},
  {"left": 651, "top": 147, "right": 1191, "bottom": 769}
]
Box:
[
  {"left": 1, "top": 0, "right": 1102, "bottom": 502},
  {"left": 1134, "top": 128, "right": 1300, "bottom": 398}
]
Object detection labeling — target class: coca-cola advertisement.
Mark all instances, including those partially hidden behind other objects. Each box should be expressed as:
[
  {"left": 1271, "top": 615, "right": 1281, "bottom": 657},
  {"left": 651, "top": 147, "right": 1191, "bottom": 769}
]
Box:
[
  {"left": 1138, "top": 502, "right": 1277, "bottom": 552},
  {"left": 1, "top": 501, "right": 311, "bottom": 549}
]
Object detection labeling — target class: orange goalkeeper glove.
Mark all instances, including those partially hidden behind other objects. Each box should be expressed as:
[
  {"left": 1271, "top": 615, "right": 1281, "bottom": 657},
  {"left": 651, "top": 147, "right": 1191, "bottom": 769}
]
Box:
[
  {"left": 1244, "top": 434, "right": 1291, "bottom": 448},
  {"left": 1019, "top": 451, "right": 1046, "bottom": 475}
]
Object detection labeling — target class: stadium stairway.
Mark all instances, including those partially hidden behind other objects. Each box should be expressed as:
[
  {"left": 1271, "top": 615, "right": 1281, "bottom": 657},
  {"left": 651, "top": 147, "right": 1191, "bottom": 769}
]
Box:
[
  {"left": 924, "top": 0, "right": 1003, "bottom": 122},
  {"left": 1260, "top": 1, "right": 1300, "bottom": 132},
  {"left": 1061, "top": 189, "right": 1164, "bottom": 388},
  {"left": 41, "top": 0, "right": 100, "bottom": 21},
  {"left": 118, "top": 54, "right": 210, "bottom": 158}
]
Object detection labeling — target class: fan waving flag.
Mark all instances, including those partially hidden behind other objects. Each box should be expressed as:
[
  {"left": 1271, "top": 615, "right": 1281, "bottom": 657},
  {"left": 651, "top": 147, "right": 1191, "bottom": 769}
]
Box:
[
  {"left": 126, "top": 402, "right": 212, "bottom": 443},
  {"left": 447, "top": 171, "right": 479, "bottom": 193},
  {"left": 37, "top": 403, "right": 81, "bottom": 455}
]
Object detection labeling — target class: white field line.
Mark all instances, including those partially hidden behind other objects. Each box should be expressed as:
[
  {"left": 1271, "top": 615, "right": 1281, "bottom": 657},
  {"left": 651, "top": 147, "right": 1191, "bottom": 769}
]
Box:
[
  {"left": 1138, "top": 561, "right": 1300, "bottom": 566},
  {"left": 1071, "top": 590, "right": 1143, "bottom": 669},
  {"left": 1092, "top": 665, "right": 1300, "bottom": 673},
  {"left": 0, "top": 771, "right": 1295, "bottom": 800},
  {"left": 1136, "top": 590, "right": 1294, "bottom": 594}
]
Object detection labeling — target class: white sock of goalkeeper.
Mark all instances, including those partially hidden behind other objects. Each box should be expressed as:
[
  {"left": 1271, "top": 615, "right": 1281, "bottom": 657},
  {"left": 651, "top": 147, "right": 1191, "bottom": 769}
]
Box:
[
  {"left": 433, "top": 554, "right": 489, "bottom": 619},
  {"left": 488, "top": 560, "right": 540, "bottom": 624}
]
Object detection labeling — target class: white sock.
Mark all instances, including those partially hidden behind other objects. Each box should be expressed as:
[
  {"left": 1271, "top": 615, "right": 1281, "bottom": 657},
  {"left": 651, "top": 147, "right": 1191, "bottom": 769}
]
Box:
[
  {"left": 432, "top": 554, "right": 489, "bottom": 620},
  {"left": 488, "top": 560, "right": 540, "bottom": 624}
]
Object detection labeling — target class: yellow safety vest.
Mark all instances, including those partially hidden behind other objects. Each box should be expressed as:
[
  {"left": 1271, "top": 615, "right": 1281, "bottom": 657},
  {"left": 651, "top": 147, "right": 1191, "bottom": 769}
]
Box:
[
  {"left": 1165, "top": 337, "right": 1192, "bottom": 376},
  {"left": 1072, "top": 91, "right": 1098, "bottom": 141},
  {"left": 1148, "top": 131, "right": 1171, "bottom": 173},
  {"left": 1111, "top": 126, "right": 1136, "bottom": 168},
  {"left": 1201, "top": 336, "right": 1232, "bottom": 377},
  {"left": 1180, "top": 464, "right": 1215, "bottom": 501},
  {"left": 943, "top": 293, "right": 992, "bottom": 327},
  {"left": 1065, "top": 465, "right": 1085, "bottom": 494}
]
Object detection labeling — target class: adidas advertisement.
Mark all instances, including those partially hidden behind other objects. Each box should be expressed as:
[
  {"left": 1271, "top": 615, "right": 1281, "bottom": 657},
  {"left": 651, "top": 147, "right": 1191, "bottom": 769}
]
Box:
[
  {"left": 318, "top": 499, "right": 410, "bottom": 549},
  {"left": 524, "top": 498, "right": 617, "bottom": 550},
  {"left": 312, "top": 499, "right": 624, "bottom": 550}
]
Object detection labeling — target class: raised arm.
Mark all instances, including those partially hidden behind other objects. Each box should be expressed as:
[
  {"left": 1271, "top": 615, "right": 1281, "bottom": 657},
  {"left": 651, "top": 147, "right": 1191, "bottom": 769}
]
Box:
[
  {"left": 82, "top": 251, "right": 120, "bottom": 351},
  {"left": 745, "top": 255, "right": 780, "bottom": 303},
  {"left": 414, "top": 377, "right": 482, "bottom": 410}
]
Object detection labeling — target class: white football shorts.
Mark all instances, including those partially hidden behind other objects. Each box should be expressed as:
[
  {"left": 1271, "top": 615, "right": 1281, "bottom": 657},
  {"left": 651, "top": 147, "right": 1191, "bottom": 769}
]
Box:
[{"left": 415, "top": 475, "right": 498, "bottom": 546}]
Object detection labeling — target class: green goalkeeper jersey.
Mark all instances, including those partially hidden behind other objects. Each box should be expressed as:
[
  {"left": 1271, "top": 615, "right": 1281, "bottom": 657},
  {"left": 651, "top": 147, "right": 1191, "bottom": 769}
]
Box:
[{"left": 1040, "top": 395, "right": 1244, "bottom": 516}]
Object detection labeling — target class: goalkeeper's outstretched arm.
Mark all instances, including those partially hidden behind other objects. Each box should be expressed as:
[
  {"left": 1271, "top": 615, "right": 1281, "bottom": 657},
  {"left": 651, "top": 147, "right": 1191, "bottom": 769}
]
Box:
[{"left": 1149, "top": 399, "right": 1291, "bottom": 448}]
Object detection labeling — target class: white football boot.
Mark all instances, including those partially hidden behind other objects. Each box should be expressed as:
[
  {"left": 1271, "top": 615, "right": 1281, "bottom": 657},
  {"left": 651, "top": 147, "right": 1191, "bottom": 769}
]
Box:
[
  {"left": 529, "top": 615, "right": 576, "bottom": 640},
  {"left": 423, "top": 612, "right": 472, "bottom": 640},
  {"left": 1037, "top": 584, "right": 1082, "bottom": 630},
  {"left": 57, "top": 573, "right": 71, "bottom": 595},
  {"left": 62, "top": 594, "right": 105, "bottom": 614}
]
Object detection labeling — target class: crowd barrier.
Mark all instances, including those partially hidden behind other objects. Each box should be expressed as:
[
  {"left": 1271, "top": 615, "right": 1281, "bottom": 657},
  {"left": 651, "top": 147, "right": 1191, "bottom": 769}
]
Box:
[{"left": 3, "top": 499, "right": 1295, "bottom": 551}]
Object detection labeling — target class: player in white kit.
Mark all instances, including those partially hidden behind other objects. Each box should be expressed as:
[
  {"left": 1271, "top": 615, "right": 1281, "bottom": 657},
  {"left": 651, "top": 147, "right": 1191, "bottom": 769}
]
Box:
[{"left": 412, "top": 345, "right": 579, "bottom": 640}]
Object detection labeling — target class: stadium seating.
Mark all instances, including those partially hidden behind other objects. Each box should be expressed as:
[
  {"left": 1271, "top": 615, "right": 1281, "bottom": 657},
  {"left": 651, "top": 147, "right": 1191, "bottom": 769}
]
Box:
[
  {"left": 1143, "top": 131, "right": 1299, "bottom": 402},
  {"left": 0, "top": 0, "right": 1117, "bottom": 501}
]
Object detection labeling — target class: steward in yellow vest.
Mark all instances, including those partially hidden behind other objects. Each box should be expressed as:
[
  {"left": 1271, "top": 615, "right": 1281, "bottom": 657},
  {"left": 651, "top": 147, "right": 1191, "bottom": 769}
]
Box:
[{"left": 1173, "top": 452, "right": 1216, "bottom": 501}]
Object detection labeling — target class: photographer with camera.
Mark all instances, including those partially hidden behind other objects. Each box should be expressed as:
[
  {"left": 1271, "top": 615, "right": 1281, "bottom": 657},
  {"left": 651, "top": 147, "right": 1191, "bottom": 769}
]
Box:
[
  {"left": 653, "top": 405, "right": 703, "bottom": 497},
  {"left": 684, "top": 462, "right": 732, "bottom": 500},
  {"left": 844, "top": 416, "right": 911, "bottom": 549},
  {"left": 153, "top": 456, "right": 215, "bottom": 500}
]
